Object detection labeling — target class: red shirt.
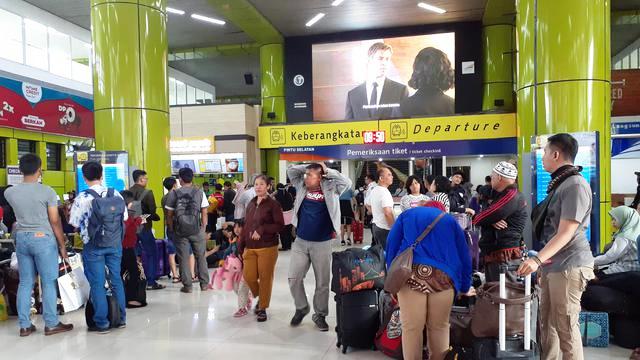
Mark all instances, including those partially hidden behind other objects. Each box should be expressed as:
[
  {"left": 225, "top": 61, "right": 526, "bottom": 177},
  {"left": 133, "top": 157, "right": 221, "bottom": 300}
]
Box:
[{"left": 123, "top": 216, "right": 143, "bottom": 249}]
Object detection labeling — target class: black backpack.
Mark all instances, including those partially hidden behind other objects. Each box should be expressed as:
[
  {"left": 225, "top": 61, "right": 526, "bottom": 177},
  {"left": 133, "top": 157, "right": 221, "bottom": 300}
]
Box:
[
  {"left": 86, "top": 189, "right": 125, "bottom": 248},
  {"left": 174, "top": 188, "right": 201, "bottom": 237}
]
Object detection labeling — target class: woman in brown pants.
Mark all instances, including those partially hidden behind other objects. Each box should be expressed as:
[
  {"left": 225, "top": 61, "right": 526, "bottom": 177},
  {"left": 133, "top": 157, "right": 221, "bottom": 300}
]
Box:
[
  {"left": 385, "top": 202, "right": 475, "bottom": 360},
  {"left": 240, "top": 175, "right": 284, "bottom": 322}
]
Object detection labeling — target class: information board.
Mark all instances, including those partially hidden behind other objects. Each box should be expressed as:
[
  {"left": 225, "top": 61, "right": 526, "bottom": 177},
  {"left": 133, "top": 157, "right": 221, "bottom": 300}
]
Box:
[{"left": 74, "top": 151, "right": 129, "bottom": 192}]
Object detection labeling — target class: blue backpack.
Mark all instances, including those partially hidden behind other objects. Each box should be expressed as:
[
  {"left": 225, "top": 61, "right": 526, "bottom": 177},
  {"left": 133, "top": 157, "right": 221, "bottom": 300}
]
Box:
[{"left": 86, "top": 188, "right": 126, "bottom": 247}]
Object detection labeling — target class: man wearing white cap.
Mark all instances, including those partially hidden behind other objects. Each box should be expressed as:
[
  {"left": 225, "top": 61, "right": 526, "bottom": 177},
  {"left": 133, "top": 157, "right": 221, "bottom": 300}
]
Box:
[{"left": 472, "top": 161, "right": 528, "bottom": 282}]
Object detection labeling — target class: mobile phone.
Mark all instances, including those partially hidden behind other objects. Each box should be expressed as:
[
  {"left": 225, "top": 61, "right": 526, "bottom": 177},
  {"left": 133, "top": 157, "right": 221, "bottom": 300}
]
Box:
[{"left": 141, "top": 214, "right": 151, "bottom": 219}]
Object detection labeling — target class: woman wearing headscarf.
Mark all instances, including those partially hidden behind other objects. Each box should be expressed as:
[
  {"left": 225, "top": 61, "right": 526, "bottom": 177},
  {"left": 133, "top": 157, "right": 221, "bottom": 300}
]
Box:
[{"left": 594, "top": 206, "right": 640, "bottom": 276}]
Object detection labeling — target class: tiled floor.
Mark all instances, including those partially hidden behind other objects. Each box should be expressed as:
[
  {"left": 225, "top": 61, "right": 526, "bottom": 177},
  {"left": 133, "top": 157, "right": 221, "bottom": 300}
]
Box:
[{"left": 0, "top": 234, "right": 633, "bottom": 359}]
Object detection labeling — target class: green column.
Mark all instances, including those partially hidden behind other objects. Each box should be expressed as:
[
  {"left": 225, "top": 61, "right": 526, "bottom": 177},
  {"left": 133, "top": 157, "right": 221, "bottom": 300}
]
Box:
[
  {"left": 91, "top": 0, "right": 170, "bottom": 236},
  {"left": 260, "top": 43, "right": 285, "bottom": 182},
  {"left": 482, "top": 24, "right": 515, "bottom": 111},
  {"left": 516, "top": 0, "right": 611, "bottom": 249}
]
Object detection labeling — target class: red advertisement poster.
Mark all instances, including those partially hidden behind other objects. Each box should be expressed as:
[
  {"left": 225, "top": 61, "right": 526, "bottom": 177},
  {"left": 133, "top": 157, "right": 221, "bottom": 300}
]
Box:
[
  {"left": 0, "top": 76, "right": 94, "bottom": 138},
  {"left": 612, "top": 70, "right": 640, "bottom": 117}
]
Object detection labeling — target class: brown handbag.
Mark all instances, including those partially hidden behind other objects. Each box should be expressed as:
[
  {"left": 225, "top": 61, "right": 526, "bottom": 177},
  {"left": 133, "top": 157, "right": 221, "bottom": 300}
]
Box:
[
  {"left": 384, "top": 213, "right": 445, "bottom": 294},
  {"left": 470, "top": 281, "right": 535, "bottom": 338}
]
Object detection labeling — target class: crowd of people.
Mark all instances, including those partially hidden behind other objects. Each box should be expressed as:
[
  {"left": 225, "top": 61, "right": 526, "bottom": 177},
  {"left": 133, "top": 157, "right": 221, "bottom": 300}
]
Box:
[{"left": 5, "top": 133, "right": 640, "bottom": 360}]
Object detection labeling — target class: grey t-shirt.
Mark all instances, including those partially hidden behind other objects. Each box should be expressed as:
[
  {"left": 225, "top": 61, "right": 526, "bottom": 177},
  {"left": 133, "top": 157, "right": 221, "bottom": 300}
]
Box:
[
  {"left": 541, "top": 175, "right": 594, "bottom": 272},
  {"left": 5, "top": 182, "right": 59, "bottom": 235}
]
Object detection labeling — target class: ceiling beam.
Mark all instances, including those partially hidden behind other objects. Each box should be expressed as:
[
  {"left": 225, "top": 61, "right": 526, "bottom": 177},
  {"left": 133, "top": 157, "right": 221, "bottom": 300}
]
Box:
[
  {"left": 169, "top": 43, "right": 260, "bottom": 60},
  {"left": 206, "top": 0, "right": 283, "bottom": 44}
]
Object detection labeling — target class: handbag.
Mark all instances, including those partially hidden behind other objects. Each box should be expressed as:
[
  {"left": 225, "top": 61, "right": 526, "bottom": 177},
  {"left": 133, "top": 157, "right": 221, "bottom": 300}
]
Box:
[
  {"left": 282, "top": 210, "right": 294, "bottom": 226},
  {"left": 470, "top": 281, "right": 535, "bottom": 338},
  {"left": 450, "top": 306, "right": 474, "bottom": 347},
  {"left": 384, "top": 213, "right": 445, "bottom": 294},
  {"left": 57, "top": 259, "right": 89, "bottom": 313}
]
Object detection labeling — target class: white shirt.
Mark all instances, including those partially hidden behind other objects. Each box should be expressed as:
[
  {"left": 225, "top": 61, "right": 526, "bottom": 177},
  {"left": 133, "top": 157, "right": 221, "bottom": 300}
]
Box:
[
  {"left": 69, "top": 184, "right": 128, "bottom": 244},
  {"left": 368, "top": 186, "right": 394, "bottom": 230},
  {"left": 364, "top": 182, "right": 378, "bottom": 206},
  {"left": 366, "top": 78, "right": 385, "bottom": 106}
]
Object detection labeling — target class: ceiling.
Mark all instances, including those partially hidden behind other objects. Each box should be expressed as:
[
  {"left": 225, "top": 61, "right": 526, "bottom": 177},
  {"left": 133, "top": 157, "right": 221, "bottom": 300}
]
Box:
[
  {"left": 248, "top": 0, "right": 486, "bottom": 37},
  {"left": 23, "top": 0, "right": 640, "bottom": 97}
]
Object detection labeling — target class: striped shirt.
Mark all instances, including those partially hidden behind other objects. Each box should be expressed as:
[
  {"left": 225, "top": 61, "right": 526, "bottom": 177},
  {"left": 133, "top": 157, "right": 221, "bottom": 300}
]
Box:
[{"left": 432, "top": 192, "right": 450, "bottom": 213}]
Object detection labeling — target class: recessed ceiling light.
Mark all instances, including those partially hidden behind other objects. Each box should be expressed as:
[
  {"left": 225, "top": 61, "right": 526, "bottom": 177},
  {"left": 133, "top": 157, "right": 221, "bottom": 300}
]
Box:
[
  {"left": 191, "top": 13, "right": 226, "bottom": 25},
  {"left": 332, "top": 0, "right": 345, "bottom": 6},
  {"left": 417, "top": 2, "right": 446, "bottom": 14},
  {"left": 306, "top": 13, "right": 325, "bottom": 27},
  {"left": 166, "top": 7, "right": 185, "bottom": 15}
]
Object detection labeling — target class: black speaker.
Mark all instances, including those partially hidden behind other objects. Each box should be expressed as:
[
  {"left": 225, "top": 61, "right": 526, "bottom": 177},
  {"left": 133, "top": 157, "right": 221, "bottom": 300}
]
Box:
[
  {"left": 494, "top": 99, "right": 505, "bottom": 107},
  {"left": 244, "top": 73, "right": 254, "bottom": 85},
  {"left": 267, "top": 112, "right": 276, "bottom": 120}
]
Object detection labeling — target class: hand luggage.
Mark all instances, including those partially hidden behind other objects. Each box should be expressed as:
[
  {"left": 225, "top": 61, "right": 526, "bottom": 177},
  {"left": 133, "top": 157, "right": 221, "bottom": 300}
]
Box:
[
  {"left": 375, "top": 292, "right": 403, "bottom": 359},
  {"left": 352, "top": 221, "right": 363, "bottom": 244},
  {"left": 85, "top": 274, "right": 121, "bottom": 329},
  {"left": 331, "top": 245, "right": 385, "bottom": 295},
  {"left": 472, "top": 265, "right": 539, "bottom": 359},
  {"left": 156, "top": 239, "right": 170, "bottom": 279},
  {"left": 579, "top": 311, "right": 609, "bottom": 348},
  {"left": 335, "top": 289, "right": 380, "bottom": 354}
]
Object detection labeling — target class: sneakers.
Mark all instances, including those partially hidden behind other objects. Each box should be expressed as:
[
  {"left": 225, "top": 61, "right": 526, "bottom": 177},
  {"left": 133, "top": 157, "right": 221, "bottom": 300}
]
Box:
[
  {"left": 180, "top": 286, "right": 193, "bottom": 293},
  {"left": 290, "top": 308, "right": 310, "bottom": 327},
  {"left": 312, "top": 314, "right": 329, "bottom": 332},
  {"left": 44, "top": 322, "right": 73, "bottom": 336},
  {"left": 256, "top": 309, "right": 268, "bottom": 322},
  {"left": 346, "top": 238, "right": 352, "bottom": 246},
  {"left": 147, "top": 283, "right": 166, "bottom": 290},
  {"left": 200, "top": 284, "right": 208, "bottom": 291},
  {"left": 233, "top": 307, "right": 249, "bottom": 318},
  {"left": 88, "top": 326, "right": 110, "bottom": 334},
  {"left": 19, "top": 324, "right": 36, "bottom": 337},
  {"left": 341, "top": 239, "right": 346, "bottom": 246}
]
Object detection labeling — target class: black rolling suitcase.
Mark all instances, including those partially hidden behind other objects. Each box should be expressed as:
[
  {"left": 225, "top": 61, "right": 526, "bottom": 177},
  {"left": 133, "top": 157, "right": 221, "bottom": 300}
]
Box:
[
  {"left": 473, "top": 265, "right": 540, "bottom": 359},
  {"left": 85, "top": 269, "right": 121, "bottom": 329},
  {"left": 335, "top": 289, "right": 380, "bottom": 354}
]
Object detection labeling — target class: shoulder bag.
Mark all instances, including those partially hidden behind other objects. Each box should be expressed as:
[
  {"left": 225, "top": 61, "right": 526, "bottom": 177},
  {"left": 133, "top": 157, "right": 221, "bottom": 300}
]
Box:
[{"left": 384, "top": 212, "right": 445, "bottom": 294}]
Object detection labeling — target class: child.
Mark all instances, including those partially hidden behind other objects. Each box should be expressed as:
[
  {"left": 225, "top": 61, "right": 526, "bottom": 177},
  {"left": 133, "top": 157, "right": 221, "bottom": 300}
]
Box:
[
  {"left": 120, "top": 190, "right": 147, "bottom": 308},
  {"left": 231, "top": 219, "right": 252, "bottom": 317}
]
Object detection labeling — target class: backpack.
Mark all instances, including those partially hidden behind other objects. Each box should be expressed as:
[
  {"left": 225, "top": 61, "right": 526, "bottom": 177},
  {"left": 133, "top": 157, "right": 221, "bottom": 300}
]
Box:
[
  {"left": 207, "top": 195, "right": 219, "bottom": 214},
  {"left": 130, "top": 189, "right": 150, "bottom": 218},
  {"left": 86, "top": 189, "right": 126, "bottom": 248},
  {"left": 213, "top": 192, "right": 224, "bottom": 210},
  {"left": 175, "top": 188, "right": 201, "bottom": 237},
  {"left": 355, "top": 190, "right": 365, "bottom": 206},
  {"left": 375, "top": 292, "right": 403, "bottom": 359}
]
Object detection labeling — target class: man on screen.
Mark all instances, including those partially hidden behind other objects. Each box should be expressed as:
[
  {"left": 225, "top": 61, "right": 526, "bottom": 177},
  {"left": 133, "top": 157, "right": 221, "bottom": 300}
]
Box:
[{"left": 344, "top": 42, "right": 409, "bottom": 120}]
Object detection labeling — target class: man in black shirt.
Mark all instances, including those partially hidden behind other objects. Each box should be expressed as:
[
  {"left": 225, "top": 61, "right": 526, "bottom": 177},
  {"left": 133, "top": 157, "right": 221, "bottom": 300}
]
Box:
[{"left": 223, "top": 181, "right": 236, "bottom": 222}]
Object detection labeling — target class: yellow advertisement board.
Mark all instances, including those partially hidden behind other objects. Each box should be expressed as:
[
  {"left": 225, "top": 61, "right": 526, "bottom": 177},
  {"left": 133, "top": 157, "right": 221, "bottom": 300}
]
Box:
[{"left": 258, "top": 113, "right": 516, "bottom": 149}]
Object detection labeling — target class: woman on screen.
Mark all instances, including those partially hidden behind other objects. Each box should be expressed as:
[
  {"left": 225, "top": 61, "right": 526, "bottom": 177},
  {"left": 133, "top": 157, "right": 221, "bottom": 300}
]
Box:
[{"left": 398, "top": 47, "right": 455, "bottom": 118}]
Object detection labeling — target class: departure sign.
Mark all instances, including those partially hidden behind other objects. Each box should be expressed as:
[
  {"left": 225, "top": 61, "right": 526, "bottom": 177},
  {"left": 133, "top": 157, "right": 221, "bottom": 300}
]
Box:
[{"left": 363, "top": 131, "right": 386, "bottom": 144}]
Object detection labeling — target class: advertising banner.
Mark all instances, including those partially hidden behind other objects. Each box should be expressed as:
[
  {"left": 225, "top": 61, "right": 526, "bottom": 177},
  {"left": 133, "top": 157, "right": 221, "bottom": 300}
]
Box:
[
  {"left": 612, "top": 70, "right": 640, "bottom": 116},
  {"left": 0, "top": 76, "right": 94, "bottom": 138},
  {"left": 259, "top": 113, "right": 516, "bottom": 149},
  {"left": 279, "top": 137, "right": 517, "bottom": 161},
  {"left": 74, "top": 151, "right": 129, "bottom": 192},
  {"left": 611, "top": 120, "right": 640, "bottom": 158}
]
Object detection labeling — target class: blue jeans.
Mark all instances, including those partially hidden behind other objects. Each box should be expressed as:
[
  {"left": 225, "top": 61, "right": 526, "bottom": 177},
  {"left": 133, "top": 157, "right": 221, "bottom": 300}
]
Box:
[
  {"left": 138, "top": 229, "right": 158, "bottom": 286},
  {"left": 15, "top": 232, "right": 60, "bottom": 329},
  {"left": 82, "top": 242, "right": 126, "bottom": 329}
]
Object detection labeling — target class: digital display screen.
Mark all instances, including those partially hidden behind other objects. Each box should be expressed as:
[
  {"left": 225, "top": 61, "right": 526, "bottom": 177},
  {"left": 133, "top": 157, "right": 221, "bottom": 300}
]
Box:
[{"left": 312, "top": 32, "right": 455, "bottom": 122}]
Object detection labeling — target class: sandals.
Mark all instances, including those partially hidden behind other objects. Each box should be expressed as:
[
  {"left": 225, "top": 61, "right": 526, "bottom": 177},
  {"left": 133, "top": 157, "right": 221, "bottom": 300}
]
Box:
[
  {"left": 256, "top": 309, "right": 267, "bottom": 322},
  {"left": 146, "top": 283, "right": 166, "bottom": 290},
  {"left": 172, "top": 277, "right": 181, "bottom": 283}
]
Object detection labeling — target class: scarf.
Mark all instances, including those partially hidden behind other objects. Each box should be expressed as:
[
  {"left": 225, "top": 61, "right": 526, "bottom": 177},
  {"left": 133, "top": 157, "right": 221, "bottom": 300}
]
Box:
[
  {"left": 547, "top": 165, "right": 583, "bottom": 194},
  {"left": 610, "top": 206, "right": 640, "bottom": 241}
]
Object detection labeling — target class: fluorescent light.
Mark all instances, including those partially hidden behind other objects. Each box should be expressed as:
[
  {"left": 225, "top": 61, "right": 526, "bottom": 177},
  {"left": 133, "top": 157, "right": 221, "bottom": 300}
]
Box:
[
  {"left": 332, "top": 0, "right": 345, "bottom": 6},
  {"left": 305, "top": 13, "right": 325, "bottom": 27},
  {"left": 191, "top": 13, "right": 226, "bottom": 25},
  {"left": 166, "top": 7, "right": 185, "bottom": 15},
  {"left": 418, "top": 2, "right": 446, "bottom": 14}
]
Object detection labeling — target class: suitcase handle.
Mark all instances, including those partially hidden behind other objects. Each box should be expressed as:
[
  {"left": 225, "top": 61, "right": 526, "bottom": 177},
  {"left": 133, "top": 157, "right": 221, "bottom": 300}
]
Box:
[{"left": 498, "top": 263, "right": 533, "bottom": 353}]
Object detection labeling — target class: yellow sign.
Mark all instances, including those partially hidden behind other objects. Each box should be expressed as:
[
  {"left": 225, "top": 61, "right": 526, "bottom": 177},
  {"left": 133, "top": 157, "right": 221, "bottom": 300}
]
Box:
[
  {"left": 170, "top": 136, "right": 215, "bottom": 154},
  {"left": 380, "top": 113, "right": 517, "bottom": 143},
  {"left": 258, "top": 121, "right": 379, "bottom": 148},
  {"left": 258, "top": 113, "right": 517, "bottom": 149}
]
